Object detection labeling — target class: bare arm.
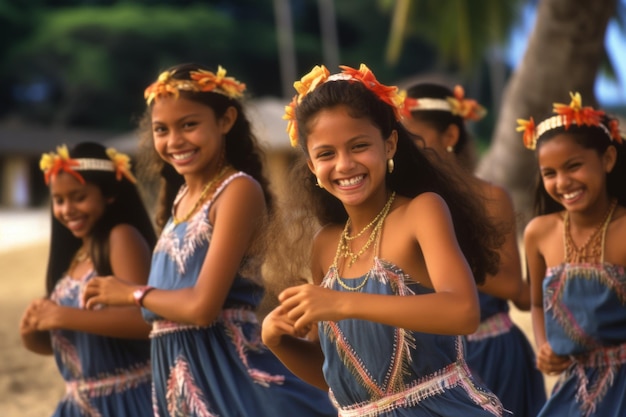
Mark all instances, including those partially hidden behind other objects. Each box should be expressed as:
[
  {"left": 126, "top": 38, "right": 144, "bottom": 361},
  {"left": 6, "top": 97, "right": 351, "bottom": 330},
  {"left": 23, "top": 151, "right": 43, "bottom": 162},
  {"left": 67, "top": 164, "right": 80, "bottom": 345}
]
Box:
[
  {"left": 281, "top": 193, "right": 481, "bottom": 335},
  {"left": 84, "top": 177, "right": 266, "bottom": 327},
  {"left": 27, "top": 225, "right": 152, "bottom": 338},
  {"left": 524, "top": 216, "right": 571, "bottom": 374}
]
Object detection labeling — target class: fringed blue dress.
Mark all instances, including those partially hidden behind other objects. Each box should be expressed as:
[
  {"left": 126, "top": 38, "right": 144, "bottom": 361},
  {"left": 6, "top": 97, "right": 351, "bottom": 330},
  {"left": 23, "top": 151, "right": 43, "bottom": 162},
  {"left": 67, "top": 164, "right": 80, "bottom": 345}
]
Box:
[
  {"left": 465, "top": 292, "right": 546, "bottom": 416},
  {"left": 144, "top": 172, "right": 336, "bottom": 417},
  {"left": 50, "top": 270, "right": 152, "bottom": 417},
  {"left": 538, "top": 208, "right": 626, "bottom": 417},
  {"left": 319, "top": 257, "right": 503, "bottom": 417}
]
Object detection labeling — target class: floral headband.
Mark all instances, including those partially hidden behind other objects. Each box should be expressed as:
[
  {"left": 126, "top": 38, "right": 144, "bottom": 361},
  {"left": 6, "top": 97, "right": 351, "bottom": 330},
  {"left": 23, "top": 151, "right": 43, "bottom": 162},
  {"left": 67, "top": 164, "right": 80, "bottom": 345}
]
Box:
[
  {"left": 39, "top": 145, "right": 137, "bottom": 185},
  {"left": 144, "top": 65, "right": 246, "bottom": 105},
  {"left": 407, "top": 85, "right": 487, "bottom": 121},
  {"left": 283, "top": 64, "right": 412, "bottom": 147},
  {"left": 517, "top": 92, "right": 623, "bottom": 150}
]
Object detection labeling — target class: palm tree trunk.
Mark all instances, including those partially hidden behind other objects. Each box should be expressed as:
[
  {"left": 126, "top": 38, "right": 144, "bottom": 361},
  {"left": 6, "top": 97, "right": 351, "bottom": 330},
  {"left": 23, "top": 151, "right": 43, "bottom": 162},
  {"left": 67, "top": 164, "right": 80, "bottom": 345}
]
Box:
[{"left": 477, "top": 0, "right": 616, "bottom": 225}]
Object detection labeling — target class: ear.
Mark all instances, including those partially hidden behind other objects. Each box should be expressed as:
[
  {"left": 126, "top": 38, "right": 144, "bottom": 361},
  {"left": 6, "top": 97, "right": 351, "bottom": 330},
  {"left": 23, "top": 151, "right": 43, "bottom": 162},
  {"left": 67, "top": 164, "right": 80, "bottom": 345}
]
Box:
[
  {"left": 442, "top": 123, "right": 460, "bottom": 150},
  {"left": 385, "top": 130, "right": 398, "bottom": 159},
  {"left": 603, "top": 145, "right": 617, "bottom": 173},
  {"left": 306, "top": 158, "right": 316, "bottom": 175},
  {"left": 219, "top": 106, "right": 238, "bottom": 135}
]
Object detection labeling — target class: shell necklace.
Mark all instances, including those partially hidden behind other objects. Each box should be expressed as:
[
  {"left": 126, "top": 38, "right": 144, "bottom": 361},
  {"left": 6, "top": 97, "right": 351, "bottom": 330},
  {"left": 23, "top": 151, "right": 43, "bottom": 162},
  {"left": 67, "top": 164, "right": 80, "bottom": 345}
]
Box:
[
  {"left": 335, "top": 192, "right": 396, "bottom": 291},
  {"left": 173, "top": 164, "right": 230, "bottom": 225}
]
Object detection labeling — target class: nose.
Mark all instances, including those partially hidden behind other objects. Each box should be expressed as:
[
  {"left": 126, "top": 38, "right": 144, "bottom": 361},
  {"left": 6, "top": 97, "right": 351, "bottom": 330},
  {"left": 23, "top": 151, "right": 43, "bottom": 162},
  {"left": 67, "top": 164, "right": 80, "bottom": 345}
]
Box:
[
  {"left": 555, "top": 171, "right": 571, "bottom": 191},
  {"left": 60, "top": 200, "right": 75, "bottom": 218},
  {"left": 335, "top": 150, "right": 355, "bottom": 173}
]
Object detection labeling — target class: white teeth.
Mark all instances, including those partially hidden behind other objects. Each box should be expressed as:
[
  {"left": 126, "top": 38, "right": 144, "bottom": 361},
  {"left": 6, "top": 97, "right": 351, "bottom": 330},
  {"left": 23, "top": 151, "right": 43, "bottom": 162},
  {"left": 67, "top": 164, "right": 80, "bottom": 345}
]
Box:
[
  {"left": 171, "top": 151, "right": 194, "bottom": 161},
  {"left": 563, "top": 190, "right": 582, "bottom": 200},
  {"left": 338, "top": 175, "right": 364, "bottom": 186}
]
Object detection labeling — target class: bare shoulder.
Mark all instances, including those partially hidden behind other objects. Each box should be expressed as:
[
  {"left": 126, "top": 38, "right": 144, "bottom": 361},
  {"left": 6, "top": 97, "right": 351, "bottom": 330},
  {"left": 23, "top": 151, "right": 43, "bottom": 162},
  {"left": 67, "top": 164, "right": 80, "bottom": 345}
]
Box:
[
  {"left": 523, "top": 212, "right": 561, "bottom": 244},
  {"left": 109, "top": 223, "right": 145, "bottom": 245},
  {"left": 313, "top": 223, "right": 343, "bottom": 249},
  {"left": 404, "top": 192, "right": 450, "bottom": 221},
  {"left": 219, "top": 173, "right": 264, "bottom": 204}
]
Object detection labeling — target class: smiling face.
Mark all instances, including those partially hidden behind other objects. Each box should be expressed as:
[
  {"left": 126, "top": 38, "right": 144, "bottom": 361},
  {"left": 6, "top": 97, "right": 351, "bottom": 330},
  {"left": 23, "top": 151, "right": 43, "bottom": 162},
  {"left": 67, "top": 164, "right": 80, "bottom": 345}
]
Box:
[
  {"left": 305, "top": 105, "right": 397, "bottom": 208},
  {"left": 51, "top": 172, "right": 108, "bottom": 240},
  {"left": 150, "top": 96, "right": 236, "bottom": 180},
  {"left": 537, "top": 133, "right": 616, "bottom": 214}
]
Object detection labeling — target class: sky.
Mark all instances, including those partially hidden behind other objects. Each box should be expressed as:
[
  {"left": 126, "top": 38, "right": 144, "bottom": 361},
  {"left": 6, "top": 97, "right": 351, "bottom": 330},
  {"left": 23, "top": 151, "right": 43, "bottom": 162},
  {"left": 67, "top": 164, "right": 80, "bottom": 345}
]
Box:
[{"left": 507, "top": 3, "right": 626, "bottom": 106}]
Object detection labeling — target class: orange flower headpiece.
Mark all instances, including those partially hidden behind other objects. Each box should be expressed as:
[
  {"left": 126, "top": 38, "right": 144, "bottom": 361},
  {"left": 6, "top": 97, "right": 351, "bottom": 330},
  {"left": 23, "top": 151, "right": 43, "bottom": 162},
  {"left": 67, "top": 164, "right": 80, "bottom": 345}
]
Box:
[
  {"left": 39, "top": 145, "right": 137, "bottom": 185},
  {"left": 283, "top": 64, "right": 412, "bottom": 147},
  {"left": 517, "top": 92, "right": 624, "bottom": 150},
  {"left": 144, "top": 65, "right": 246, "bottom": 105},
  {"left": 407, "top": 85, "right": 487, "bottom": 122}
]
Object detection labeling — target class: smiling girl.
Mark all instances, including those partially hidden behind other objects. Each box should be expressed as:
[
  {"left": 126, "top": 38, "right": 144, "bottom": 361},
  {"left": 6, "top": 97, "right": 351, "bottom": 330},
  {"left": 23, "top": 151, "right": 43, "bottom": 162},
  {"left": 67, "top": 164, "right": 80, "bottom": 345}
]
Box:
[
  {"left": 82, "top": 63, "right": 335, "bottom": 417},
  {"left": 20, "top": 142, "right": 156, "bottom": 417},
  {"left": 522, "top": 93, "right": 626, "bottom": 417},
  {"left": 262, "top": 64, "right": 504, "bottom": 416}
]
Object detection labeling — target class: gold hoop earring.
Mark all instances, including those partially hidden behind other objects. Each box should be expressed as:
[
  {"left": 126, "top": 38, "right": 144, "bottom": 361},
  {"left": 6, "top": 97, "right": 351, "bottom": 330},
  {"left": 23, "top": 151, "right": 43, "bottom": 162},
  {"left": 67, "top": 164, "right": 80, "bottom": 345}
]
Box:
[
  {"left": 316, "top": 178, "right": 324, "bottom": 189},
  {"left": 446, "top": 145, "right": 454, "bottom": 153},
  {"left": 387, "top": 159, "right": 394, "bottom": 174}
]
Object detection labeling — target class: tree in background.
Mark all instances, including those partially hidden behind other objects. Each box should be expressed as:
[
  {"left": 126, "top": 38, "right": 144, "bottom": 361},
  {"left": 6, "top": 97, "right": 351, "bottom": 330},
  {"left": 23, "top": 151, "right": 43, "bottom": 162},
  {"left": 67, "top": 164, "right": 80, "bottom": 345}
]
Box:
[{"left": 476, "top": 0, "right": 618, "bottom": 223}]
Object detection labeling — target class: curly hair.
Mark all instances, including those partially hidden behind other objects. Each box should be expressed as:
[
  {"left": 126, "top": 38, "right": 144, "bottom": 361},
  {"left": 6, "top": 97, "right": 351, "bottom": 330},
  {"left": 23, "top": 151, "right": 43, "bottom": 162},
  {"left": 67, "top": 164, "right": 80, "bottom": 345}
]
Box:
[{"left": 263, "top": 79, "right": 503, "bottom": 308}]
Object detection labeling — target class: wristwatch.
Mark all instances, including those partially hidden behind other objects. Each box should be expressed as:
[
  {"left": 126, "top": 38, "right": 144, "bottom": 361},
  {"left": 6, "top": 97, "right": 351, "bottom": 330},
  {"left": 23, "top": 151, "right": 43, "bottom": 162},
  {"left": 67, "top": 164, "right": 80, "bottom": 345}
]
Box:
[{"left": 133, "top": 285, "right": 155, "bottom": 307}]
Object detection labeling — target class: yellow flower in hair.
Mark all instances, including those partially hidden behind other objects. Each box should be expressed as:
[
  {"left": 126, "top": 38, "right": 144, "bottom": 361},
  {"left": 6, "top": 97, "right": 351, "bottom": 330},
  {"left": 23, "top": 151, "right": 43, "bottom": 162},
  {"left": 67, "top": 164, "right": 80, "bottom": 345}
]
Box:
[
  {"left": 516, "top": 118, "right": 537, "bottom": 150},
  {"left": 447, "top": 85, "right": 487, "bottom": 121},
  {"left": 190, "top": 66, "right": 246, "bottom": 98},
  {"left": 106, "top": 148, "right": 137, "bottom": 184},
  {"left": 39, "top": 145, "right": 84, "bottom": 185},
  {"left": 293, "top": 65, "right": 330, "bottom": 98},
  {"left": 553, "top": 91, "right": 604, "bottom": 130},
  {"left": 283, "top": 96, "right": 299, "bottom": 147}
]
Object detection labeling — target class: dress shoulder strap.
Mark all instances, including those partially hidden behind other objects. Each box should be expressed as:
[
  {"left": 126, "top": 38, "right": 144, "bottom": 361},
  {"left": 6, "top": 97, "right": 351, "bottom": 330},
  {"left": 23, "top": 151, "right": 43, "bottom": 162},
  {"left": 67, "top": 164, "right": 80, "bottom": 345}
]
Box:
[{"left": 205, "top": 171, "right": 251, "bottom": 210}]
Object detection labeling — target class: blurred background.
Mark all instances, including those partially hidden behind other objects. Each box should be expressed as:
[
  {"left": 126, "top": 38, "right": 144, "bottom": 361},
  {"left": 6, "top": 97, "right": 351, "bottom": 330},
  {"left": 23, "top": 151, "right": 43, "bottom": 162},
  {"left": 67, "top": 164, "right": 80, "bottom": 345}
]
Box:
[{"left": 0, "top": 0, "right": 624, "bottom": 414}]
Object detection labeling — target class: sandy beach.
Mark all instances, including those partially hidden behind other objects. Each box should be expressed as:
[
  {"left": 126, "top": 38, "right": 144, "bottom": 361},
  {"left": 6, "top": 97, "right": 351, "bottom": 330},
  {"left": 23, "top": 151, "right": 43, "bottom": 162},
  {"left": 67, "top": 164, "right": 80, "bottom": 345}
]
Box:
[{"left": 0, "top": 209, "right": 553, "bottom": 416}]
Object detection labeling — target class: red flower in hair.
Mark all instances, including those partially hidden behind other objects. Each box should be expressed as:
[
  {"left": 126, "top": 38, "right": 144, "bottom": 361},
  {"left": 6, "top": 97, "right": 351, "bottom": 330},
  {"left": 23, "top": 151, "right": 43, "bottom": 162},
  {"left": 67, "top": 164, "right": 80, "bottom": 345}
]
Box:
[
  {"left": 553, "top": 92, "right": 604, "bottom": 130},
  {"left": 39, "top": 145, "right": 84, "bottom": 185}
]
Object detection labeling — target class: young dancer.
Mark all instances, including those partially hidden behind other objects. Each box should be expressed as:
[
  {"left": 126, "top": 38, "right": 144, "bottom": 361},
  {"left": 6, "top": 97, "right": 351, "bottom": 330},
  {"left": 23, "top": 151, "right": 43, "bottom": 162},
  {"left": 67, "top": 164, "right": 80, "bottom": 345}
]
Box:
[
  {"left": 82, "top": 63, "right": 335, "bottom": 416},
  {"left": 20, "top": 142, "right": 155, "bottom": 416},
  {"left": 403, "top": 83, "right": 546, "bottom": 416},
  {"left": 521, "top": 92, "right": 626, "bottom": 417},
  {"left": 262, "top": 64, "right": 504, "bottom": 416}
]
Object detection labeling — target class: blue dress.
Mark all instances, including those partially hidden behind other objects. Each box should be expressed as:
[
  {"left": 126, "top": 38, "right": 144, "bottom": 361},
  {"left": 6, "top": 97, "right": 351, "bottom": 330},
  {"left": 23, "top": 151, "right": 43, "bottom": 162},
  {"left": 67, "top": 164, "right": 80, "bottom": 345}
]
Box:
[
  {"left": 144, "top": 172, "right": 336, "bottom": 417},
  {"left": 538, "top": 262, "right": 626, "bottom": 417},
  {"left": 49, "top": 270, "right": 152, "bottom": 417},
  {"left": 319, "top": 257, "right": 503, "bottom": 417},
  {"left": 465, "top": 292, "right": 546, "bottom": 416}
]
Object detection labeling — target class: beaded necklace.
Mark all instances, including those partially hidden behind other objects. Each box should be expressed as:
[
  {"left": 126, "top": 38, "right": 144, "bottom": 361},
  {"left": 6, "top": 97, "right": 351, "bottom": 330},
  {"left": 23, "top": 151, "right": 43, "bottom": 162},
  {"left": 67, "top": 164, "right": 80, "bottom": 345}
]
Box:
[
  {"left": 563, "top": 198, "right": 617, "bottom": 264},
  {"left": 68, "top": 246, "right": 90, "bottom": 274},
  {"left": 173, "top": 164, "right": 230, "bottom": 225},
  {"left": 334, "top": 192, "right": 396, "bottom": 291}
]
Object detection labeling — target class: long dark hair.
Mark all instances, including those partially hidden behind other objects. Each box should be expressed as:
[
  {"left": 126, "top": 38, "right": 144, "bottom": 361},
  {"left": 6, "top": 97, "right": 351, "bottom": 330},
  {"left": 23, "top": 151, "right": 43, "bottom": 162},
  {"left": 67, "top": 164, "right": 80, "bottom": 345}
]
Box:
[
  {"left": 137, "top": 63, "right": 273, "bottom": 232},
  {"left": 533, "top": 115, "right": 626, "bottom": 216},
  {"left": 45, "top": 142, "right": 156, "bottom": 295},
  {"left": 289, "top": 79, "right": 501, "bottom": 284}
]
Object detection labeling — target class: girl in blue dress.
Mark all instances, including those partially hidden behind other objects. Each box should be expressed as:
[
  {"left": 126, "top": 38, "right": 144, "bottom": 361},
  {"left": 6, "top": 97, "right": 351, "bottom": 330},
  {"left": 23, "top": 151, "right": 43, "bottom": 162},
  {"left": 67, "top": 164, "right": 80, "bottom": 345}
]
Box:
[
  {"left": 20, "top": 142, "right": 155, "bottom": 416},
  {"left": 402, "top": 83, "right": 546, "bottom": 416},
  {"left": 521, "top": 92, "right": 626, "bottom": 417},
  {"left": 83, "top": 63, "right": 336, "bottom": 417},
  {"left": 262, "top": 64, "right": 504, "bottom": 416}
]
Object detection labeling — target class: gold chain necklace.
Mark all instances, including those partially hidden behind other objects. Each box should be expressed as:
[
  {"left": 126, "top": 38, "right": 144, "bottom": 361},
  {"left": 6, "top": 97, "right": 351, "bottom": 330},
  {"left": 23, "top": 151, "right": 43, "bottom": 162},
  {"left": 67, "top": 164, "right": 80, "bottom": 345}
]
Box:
[
  {"left": 337, "top": 191, "right": 395, "bottom": 272},
  {"left": 563, "top": 198, "right": 617, "bottom": 263},
  {"left": 173, "top": 165, "right": 230, "bottom": 225},
  {"left": 69, "top": 246, "right": 90, "bottom": 273}
]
